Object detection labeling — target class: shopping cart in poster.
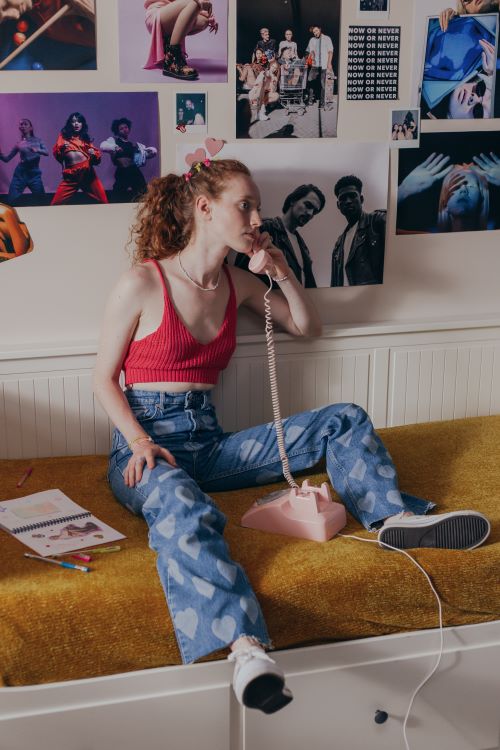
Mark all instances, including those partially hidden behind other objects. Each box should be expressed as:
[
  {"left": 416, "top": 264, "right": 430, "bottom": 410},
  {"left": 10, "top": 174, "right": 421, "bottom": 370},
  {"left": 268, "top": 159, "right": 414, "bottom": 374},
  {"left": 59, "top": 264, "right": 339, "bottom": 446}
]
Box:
[{"left": 279, "top": 59, "right": 308, "bottom": 115}]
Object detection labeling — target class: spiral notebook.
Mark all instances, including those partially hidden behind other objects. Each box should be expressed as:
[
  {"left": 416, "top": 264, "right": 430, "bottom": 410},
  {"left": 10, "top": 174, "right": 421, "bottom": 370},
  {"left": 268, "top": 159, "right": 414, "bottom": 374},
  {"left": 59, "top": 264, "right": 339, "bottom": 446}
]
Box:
[{"left": 0, "top": 489, "right": 125, "bottom": 556}]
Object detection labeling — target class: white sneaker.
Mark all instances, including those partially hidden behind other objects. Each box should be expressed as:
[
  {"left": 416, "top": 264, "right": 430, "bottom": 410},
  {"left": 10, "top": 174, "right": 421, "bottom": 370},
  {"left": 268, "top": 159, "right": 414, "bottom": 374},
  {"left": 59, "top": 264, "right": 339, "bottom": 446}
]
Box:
[
  {"left": 258, "top": 106, "right": 270, "bottom": 121},
  {"left": 229, "top": 646, "right": 293, "bottom": 714},
  {"left": 378, "top": 510, "right": 490, "bottom": 550}
]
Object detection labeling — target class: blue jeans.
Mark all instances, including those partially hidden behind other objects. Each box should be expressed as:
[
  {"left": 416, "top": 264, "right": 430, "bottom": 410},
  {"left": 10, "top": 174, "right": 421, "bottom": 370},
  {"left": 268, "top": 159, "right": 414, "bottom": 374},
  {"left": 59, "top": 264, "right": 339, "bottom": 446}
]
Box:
[
  {"left": 8, "top": 163, "right": 45, "bottom": 203},
  {"left": 108, "top": 390, "right": 434, "bottom": 663}
]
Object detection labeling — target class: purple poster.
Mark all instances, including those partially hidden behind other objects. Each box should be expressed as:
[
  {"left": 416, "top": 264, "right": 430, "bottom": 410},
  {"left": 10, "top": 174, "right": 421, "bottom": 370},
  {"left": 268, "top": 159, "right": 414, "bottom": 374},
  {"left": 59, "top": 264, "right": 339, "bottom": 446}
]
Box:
[
  {"left": 0, "top": 92, "right": 160, "bottom": 207},
  {"left": 118, "top": 0, "right": 228, "bottom": 84}
]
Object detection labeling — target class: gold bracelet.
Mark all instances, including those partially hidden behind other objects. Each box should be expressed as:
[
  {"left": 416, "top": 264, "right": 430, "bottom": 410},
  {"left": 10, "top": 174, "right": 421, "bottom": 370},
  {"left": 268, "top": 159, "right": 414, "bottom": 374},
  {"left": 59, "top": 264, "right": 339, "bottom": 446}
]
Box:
[
  {"left": 128, "top": 435, "right": 153, "bottom": 450},
  {"left": 272, "top": 273, "right": 289, "bottom": 283}
]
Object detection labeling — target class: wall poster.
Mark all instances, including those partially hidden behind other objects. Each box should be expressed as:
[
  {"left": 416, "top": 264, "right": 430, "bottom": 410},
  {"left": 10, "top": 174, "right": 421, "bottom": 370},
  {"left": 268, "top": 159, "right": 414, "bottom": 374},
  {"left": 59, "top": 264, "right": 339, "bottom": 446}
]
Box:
[
  {"left": 236, "top": 0, "right": 341, "bottom": 139},
  {"left": 177, "top": 140, "right": 390, "bottom": 289},
  {"left": 118, "top": 0, "right": 228, "bottom": 84},
  {"left": 0, "top": 92, "right": 160, "bottom": 207},
  {"left": 0, "top": 0, "right": 97, "bottom": 71},
  {"left": 397, "top": 131, "right": 500, "bottom": 234},
  {"left": 347, "top": 25, "right": 400, "bottom": 100}
]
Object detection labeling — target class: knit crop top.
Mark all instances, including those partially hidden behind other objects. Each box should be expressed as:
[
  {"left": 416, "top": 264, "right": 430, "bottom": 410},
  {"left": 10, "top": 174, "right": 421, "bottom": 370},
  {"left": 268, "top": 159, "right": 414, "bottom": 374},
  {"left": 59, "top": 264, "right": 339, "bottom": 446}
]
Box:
[{"left": 123, "top": 259, "right": 237, "bottom": 385}]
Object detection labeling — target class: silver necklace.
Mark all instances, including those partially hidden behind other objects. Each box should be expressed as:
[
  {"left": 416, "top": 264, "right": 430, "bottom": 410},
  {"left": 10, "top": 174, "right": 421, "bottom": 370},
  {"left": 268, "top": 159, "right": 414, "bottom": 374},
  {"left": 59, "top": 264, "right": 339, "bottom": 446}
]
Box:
[{"left": 177, "top": 251, "right": 221, "bottom": 291}]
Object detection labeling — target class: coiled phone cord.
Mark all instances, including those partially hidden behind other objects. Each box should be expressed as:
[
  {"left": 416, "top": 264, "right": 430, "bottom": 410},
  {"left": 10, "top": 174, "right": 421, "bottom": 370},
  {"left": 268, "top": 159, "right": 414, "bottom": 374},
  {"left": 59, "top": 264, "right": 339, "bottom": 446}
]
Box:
[{"left": 263, "top": 275, "right": 299, "bottom": 490}]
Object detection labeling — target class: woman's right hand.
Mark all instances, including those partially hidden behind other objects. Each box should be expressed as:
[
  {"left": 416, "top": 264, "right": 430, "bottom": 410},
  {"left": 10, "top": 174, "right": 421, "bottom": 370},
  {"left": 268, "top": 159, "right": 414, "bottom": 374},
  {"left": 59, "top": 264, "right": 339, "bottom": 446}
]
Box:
[
  {"left": 124, "top": 441, "right": 177, "bottom": 488},
  {"left": 398, "top": 152, "right": 452, "bottom": 203},
  {"left": 439, "top": 8, "right": 457, "bottom": 32}
]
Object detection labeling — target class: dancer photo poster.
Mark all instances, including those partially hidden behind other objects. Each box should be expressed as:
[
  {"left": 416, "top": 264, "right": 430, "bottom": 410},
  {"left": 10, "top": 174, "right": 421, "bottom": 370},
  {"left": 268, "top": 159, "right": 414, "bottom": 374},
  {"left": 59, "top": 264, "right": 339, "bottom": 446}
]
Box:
[{"left": 0, "top": 92, "right": 160, "bottom": 207}]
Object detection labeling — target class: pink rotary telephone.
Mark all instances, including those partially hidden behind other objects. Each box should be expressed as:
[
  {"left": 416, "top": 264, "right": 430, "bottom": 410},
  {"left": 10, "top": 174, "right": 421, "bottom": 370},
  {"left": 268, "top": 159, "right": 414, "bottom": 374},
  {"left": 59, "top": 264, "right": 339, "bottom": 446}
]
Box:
[{"left": 241, "top": 250, "right": 347, "bottom": 542}]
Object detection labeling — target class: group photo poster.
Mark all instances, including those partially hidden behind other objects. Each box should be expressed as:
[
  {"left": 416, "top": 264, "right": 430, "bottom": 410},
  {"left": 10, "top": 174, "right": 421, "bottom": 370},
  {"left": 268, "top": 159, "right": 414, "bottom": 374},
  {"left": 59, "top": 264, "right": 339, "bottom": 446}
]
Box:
[
  {"left": 397, "top": 131, "right": 500, "bottom": 234},
  {"left": 177, "top": 140, "right": 389, "bottom": 289},
  {"left": 0, "top": 1, "right": 97, "bottom": 71},
  {"left": 235, "top": 0, "right": 341, "bottom": 140},
  {"left": 0, "top": 92, "right": 160, "bottom": 207},
  {"left": 412, "top": 1, "right": 500, "bottom": 119},
  {"left": 118, "top": 0, "right": 228, "bottom": 84}
]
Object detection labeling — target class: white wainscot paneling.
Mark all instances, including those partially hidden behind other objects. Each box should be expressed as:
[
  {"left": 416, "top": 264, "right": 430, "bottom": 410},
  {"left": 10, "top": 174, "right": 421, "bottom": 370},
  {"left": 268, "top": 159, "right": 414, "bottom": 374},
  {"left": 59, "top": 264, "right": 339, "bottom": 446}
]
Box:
[{"left": 1, "top": 318, "right": 499, "bottom": 459}]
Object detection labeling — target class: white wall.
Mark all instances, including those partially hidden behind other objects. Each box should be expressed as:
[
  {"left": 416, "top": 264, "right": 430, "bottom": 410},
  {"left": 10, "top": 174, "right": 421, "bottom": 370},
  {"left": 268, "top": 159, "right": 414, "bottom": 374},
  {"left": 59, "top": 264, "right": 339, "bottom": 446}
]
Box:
[{"left": 1, "top": 0, "right": 499, "bottom": 351}]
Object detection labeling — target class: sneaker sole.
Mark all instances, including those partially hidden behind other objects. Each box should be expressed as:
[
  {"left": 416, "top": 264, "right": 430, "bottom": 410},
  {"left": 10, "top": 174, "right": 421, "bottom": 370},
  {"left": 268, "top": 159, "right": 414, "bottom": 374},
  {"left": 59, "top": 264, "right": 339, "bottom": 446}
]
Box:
[
  {"left": 242, "top": 674, "right": 293, "bottom": 714},
  {"left": 162, "top": 71, "right": 199, "bottom": 80},
  {"left": 379, "top": 514, "right": 490, "bottom": 550}
]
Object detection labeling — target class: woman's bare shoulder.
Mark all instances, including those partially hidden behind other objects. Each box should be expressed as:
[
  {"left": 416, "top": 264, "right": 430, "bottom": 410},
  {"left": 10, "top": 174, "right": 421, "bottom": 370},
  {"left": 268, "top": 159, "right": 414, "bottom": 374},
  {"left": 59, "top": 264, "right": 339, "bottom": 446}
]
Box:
[{"left": 111, "top": 261, "right": 158, "bottom": 302}]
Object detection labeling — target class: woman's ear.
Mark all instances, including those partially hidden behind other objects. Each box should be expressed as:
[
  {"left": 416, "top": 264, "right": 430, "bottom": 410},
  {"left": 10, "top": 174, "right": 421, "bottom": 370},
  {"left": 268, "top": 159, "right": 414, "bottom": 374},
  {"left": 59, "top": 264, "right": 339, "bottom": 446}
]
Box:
[{"left": 195, "top": 194, "right": 212, "bottom": 220}]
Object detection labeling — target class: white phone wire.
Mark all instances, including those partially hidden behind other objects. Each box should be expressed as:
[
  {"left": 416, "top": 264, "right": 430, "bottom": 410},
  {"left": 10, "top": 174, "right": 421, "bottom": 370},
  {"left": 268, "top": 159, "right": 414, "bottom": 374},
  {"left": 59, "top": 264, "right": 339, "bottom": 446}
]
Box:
[
  {"left": 263, "top": 276, "right": 444, "bottom": 749},
  {"left": 338, "top": 533, "right": 444, "bottom": 750},
  {"left": 263, "top": 276, "right": 298, "bottom": 489}
]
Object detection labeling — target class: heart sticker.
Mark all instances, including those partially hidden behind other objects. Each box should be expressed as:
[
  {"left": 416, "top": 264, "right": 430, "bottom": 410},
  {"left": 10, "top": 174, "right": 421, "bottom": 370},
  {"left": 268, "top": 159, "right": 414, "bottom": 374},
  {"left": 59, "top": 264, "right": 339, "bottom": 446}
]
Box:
[
  {"left": 205, "top": 137, "right": 225, "bottom": 157},
  {"left": 185, "top": 147, "right": 206, "bottom": 167}
]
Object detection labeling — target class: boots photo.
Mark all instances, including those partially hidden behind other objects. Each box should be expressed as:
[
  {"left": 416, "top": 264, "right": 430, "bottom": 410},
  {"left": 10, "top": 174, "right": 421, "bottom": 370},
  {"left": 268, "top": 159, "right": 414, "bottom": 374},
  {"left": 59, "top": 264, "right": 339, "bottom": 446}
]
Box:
[{"left": 163, "top": 43, "right": 199, "bottom": 80}]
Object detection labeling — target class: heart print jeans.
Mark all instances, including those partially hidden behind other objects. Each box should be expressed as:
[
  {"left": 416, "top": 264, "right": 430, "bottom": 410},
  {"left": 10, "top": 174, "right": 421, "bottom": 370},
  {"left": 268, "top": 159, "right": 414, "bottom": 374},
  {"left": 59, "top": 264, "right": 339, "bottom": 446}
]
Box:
[{"left": 108, "top": 389, "right": 434, "bottom": 664}]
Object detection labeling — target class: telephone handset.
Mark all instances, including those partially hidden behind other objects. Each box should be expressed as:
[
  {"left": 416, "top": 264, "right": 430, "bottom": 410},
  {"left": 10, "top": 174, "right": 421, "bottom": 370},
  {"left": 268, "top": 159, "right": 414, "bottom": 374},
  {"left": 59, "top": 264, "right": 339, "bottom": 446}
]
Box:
[
  {"left": 241, "top": 249, "right": 347, "bottom": 542},
  {"left": 248, "top": 248, "right": 272, "bottom": 275}
]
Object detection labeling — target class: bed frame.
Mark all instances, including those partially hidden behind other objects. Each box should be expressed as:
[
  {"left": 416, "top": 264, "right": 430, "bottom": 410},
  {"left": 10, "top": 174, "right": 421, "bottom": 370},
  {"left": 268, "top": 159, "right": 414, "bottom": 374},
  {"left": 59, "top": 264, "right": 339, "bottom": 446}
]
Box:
[
  {"left": 1, "top": 619, "right": 499, "bottom": 750},
  {"left": 2, "top": 321, "right": 499, "bottom": 748}
]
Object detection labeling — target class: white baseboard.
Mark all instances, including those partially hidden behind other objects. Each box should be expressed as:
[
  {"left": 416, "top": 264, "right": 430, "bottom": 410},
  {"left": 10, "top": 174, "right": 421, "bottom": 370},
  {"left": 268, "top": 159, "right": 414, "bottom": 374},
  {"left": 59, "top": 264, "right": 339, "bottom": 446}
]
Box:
[{"left": 1, "top": 317, "right": 499, "bottom": 460}]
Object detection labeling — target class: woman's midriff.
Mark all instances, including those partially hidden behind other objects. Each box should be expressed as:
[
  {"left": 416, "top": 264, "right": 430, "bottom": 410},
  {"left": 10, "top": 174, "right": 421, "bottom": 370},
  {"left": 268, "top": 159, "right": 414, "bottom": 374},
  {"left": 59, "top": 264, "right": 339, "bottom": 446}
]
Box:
[
  {"left": 127, "top": 382, "right": 215, "bottom": 392},
  {"left": 114, "top": 156, "right": 134, "bottom": 168},
  {"left": 63, "top": 151, "right": 89, "bottom": 167}
]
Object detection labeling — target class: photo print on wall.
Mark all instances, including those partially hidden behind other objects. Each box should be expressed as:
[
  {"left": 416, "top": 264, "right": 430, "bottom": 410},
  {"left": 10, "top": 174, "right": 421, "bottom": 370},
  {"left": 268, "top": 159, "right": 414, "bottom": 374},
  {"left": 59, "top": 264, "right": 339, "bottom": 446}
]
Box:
[
  {"left": 397, "top": 131, "right": 500, "bottom": 234},
  {"left": 414, "top": 7, "right": 499, "bottom": 120},
  {"left": 390, "top": 108, "right": 420, "bottom": 148},
  {"left": 0, "top": 0, "right": 97, "bottom": 71},
  {"left": 0, "top": 92, "right": 160, "bottom": 207},
  {"left": 235, "top": 0, "right": 340, "bottom": 139},
  {"left": 0, "top": 203, "right": 33, "bottom": 263},
  {"left": 176, "top": 140, "right": 389, "bottom": 288},
  {"left": 358, "top": 1, "right": 390, "bottom": 17},
  {"left": 118, "top": 0, "right": 228, "bottom": 84},
  {"left": 175, "top": 93, "right": 207, "bottom": 134}
]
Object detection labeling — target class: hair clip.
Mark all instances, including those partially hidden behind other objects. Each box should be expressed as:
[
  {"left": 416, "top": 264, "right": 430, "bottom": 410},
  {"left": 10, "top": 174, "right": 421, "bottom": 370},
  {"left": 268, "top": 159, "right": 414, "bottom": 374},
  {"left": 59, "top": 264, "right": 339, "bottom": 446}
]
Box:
[{"left": 184, "top": 171, "right": 193, "bottom": 182}]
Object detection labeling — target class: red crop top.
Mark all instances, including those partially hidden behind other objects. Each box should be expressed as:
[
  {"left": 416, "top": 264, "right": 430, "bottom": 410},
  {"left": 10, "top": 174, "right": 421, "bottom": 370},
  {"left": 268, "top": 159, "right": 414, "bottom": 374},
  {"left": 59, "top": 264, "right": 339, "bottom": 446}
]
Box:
[{"left": 123, "top": 259, "right": 237, "bottom": 385}]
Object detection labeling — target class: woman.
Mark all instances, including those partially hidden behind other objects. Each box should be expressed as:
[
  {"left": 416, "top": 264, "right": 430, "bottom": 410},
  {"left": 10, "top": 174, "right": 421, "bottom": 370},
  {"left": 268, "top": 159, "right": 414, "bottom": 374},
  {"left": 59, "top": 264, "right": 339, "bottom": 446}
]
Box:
[
  {"left": 144, "top": 0, "right": 218, "bottom": 81},
  {"left": 100, "top": 117, "right": 157, "bottom": 202},
  {"left": 422, "top": 38, "right": 494, "bottom": 119},
  {"left": 93, "top": 159, "right": 489, "bottom": 714},
  {"left": 278, "top": 29, "right": 298, "bottom": 61},
  {"left": 440, "top": 0, "right": 499, "bottom": 31},
  {"left": 0, "top": 118, "right": 48, "bottom": 203},
  {"left": 438, "top": 164, "right": 490, "bottom": 231},
  {"left": 51, "top": 112, "right": 108, "bottom": 205}
]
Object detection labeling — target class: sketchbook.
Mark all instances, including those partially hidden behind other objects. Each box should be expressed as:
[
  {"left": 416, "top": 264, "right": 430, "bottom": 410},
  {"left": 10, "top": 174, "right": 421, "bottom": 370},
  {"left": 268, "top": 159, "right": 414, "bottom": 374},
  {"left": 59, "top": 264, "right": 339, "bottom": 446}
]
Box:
[{"left": 0, "top": 489, "right": 125, "bottom": 556}]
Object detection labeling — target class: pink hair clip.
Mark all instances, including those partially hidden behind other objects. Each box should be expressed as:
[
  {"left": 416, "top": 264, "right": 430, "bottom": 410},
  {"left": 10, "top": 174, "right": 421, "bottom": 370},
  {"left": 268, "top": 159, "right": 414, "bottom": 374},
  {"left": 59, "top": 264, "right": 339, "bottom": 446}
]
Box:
[{"left": 184, "top": 171, "right": 193, "bottom": 182}]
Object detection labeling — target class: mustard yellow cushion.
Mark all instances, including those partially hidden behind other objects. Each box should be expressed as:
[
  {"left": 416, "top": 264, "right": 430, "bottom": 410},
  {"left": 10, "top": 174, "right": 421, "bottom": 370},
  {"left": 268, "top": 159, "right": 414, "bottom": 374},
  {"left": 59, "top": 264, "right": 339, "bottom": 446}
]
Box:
[{"left": 1, "top": 416, "right": 499, "bottom": 687}]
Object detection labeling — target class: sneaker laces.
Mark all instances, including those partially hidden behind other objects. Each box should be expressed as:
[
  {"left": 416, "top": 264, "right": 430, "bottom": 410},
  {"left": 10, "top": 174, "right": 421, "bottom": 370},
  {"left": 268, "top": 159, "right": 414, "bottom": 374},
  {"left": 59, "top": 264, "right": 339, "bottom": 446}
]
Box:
[{"left": 228, "top": 646, "right": 274, "bottom": 666}]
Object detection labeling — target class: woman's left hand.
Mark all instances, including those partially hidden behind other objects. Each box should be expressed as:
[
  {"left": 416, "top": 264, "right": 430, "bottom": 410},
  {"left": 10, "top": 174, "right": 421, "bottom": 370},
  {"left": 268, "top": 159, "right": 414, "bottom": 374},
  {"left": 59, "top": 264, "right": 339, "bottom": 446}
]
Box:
[
  {"left": 472, "top": 151, "right": 500, "bottom": 186},
  {"left": 480, "top": 39, "right": 495, "bottom": 76}
]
